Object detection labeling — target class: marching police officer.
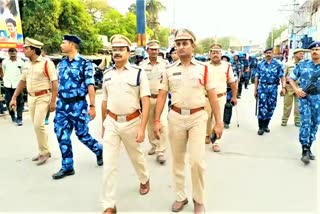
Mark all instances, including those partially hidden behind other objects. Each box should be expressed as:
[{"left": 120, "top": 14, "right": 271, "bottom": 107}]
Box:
[
  {"left": 254, "top": 47, "right": 286, "bottom": 135},
  {"left": 281, "top": 48, "right": 305, "bottom": 127},
  {"left": 52, "top": 35, "right": 103, "bottom": 179},
  {"left": 101, "top": 34, "right": 151, "bottom": 214},
  {"left": 139, "top": 40, "right": 169, "bottom": 164},
  {"left": 288, "top": 41, "right": 320, "bottom": 164},
  {"left": 205, "top": 45, "right": 237, "bottom": 152},
  {"left": 154, "top": 29, "right": 223, "bottom": 214},
  {"left": 10, "top": 37, "right": 58, "bottom": 165}
]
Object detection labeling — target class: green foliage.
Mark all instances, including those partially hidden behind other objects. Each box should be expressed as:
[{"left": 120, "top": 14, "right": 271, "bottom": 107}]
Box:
[
  {"left": 59, "top": 0, "right": 102, "bottom": 54},
  {"left": 95, "top": 9, "right": 137, "bottom": 42},
  {"left": 157, "top": 27, "right": 170, "bottom": 47},
  {"left": 80, "top": 0, "right": 109, "bottom": 23},
  {"left": 21, "top": 0, "right": 62, "bottom": 53},
  {"left": 21, "top": 0, "right": 102, "bottom": 54},
  {"left": 266, "top": 25, "right": 288, "bottom": 48}
]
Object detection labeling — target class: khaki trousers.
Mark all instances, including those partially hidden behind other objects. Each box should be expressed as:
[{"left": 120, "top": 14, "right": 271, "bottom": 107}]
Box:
[
  {"left": 147, "top": 97, "right": 168, "bottom": 155},
  {"left": 28, "top": 94, "right": 51, "bottom": 155},
  {"left": 102, "top": 116, "right": 149, "bottom": 209},
  {"left": 282, "top": 85, "right": 300, "bottom": 123},
  {"left": 168, "top": 110, "right": 207, "bottom": 204},
  {"left": 204, "top": 95, "right": 226, "bottom": 144}
]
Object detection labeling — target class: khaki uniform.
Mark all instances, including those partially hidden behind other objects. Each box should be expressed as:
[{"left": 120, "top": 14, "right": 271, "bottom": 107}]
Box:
[
  {"left": 139, "top": 57, "right": 168, "bottom": 156},
  {"left": 160, "top": 58, "right": 216, "bottom": 204},
  {"left": 282, "top": 59, "right": 300, "bottom": 124},
  {"left": 101, "top": 63, "right": 150, "bottom": 209},
  {"left": 21, "top": 56, "right": 57, "bottom": 155},
  {"left": 205, "top": 61, "right": 234, "bottom": 144}
]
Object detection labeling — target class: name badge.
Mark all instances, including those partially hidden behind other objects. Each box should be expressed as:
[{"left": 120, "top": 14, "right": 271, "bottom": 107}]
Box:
[
  {"left": 173, "top": 72, "right": 181, "bottom": 76},
  {"left": 105, "top": 77, "right": 111, "bottom": 81}
]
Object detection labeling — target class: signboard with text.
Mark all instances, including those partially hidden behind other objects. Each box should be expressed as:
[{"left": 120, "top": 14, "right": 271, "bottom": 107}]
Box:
[{"left": 0, "top": 0, "right": 23, "bottom": 54}]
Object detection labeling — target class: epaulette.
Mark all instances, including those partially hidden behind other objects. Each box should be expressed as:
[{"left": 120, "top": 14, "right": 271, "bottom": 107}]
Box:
[
  {"left": 130, "top": 64, "right": 141, "bottom": 70},
  {"left": 165, "top": 61, "right": 179, "bottom": 69},
  {"left": 138, "top": 59, "right": 149, "bottom": 66},
  {"left": 103, "top": 66, "right": 114, "bottom": 75}
]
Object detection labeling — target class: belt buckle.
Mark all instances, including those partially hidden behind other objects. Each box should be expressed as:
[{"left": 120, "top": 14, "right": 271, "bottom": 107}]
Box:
[
  {"left": 181, "top": 108, "right": 191, "bottom": 115},
  {"left": 117, "top": 115, "right": 127, "bottom": 123}
]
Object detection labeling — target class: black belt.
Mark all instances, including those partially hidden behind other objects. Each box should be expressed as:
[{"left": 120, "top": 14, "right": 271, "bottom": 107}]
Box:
[
  {"left": 260, "top": 82, "right": 278, "bottom": 85},
  {"left": 59, "top": 96, "right": 86, "bottom": 104}
]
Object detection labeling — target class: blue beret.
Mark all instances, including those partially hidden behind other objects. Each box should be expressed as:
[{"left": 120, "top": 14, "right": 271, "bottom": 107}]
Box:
[
  {"left": 308, "top": 41, "right": 320, "bottom": 49},
  {"left": 63, "top": 35, "right": 82, "bottom": 45},
  {"left": 264, "top": 47, "right": 273, "bottom": 53}
]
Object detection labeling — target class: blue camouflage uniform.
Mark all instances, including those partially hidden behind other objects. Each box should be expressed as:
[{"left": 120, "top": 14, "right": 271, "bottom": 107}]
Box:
[
  {"left": 289, "top": 58, "right": 320, "bottom": 157},
  {"left": 255, "top": 58, "right": 284, "bottom": 130},
  {"left": 54, "top": 53, "right": 103, "bottom": 171}
]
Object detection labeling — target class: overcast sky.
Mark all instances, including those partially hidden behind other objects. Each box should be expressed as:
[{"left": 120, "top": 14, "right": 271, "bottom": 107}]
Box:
[{"left": 108, "top": 0, "right": 306, "bottom": 44}]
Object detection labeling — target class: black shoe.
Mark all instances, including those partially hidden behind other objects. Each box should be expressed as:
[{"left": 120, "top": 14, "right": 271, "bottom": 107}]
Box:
[
  {"left": 264, "top": 127, "right": 270, "bottom": 133},
  {"left": 52, "top": 169, "right": 75, "bottom": 180},
  {"left": 257, "top": 128, "right": 264, "bottom": 135},
  {"left": 97, "top": 154, "right": 103, "bottom": 166},
  {"left": 224, "top": 123, "right": 229, "bottom": 129},
  {"left": 308, "top": 149, "right": 316, "bottom": 160},
  {"left": 301, "top": 148, "right": 310, "bottom": 164}
]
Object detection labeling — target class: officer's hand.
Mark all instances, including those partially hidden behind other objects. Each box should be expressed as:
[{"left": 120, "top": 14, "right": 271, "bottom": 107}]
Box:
[
  {"left": 136, "top": 127, "right": 145, "bottom": 143},
  {"left": 49, "top": 101, "right": 56, "bottom": 112},
  {"left": 280, "top": 88, "right": 286, "bottom": 96},
  {"left": 153, "top": 121, "right": 162, "bottom": 140},
  {"left": 254, "top": 90, "right": 257, "bottom": 98},
  {"left": 295, "top": 88, "right": 307, "bottom": 98},
  {"left": 213, "top": 120, "right": 223, "bottom": 139},
  {"left": 88, "top": 107, "right": 96, "bottom": 120},
  {"left": 9, "top": 99, "right": 16, "bottom": 110},
  {"left": 231, "top": 97, "right": 237, "bottom": 105}
]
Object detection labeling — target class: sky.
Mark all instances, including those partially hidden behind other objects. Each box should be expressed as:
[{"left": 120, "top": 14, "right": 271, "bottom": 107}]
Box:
[{"left": 108, "top": 0, "right": 306, "bottom": 45}]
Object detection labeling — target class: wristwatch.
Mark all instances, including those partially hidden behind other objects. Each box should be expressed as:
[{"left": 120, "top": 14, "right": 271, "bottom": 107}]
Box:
[{"left": 89, "top": 104, "right": 95, "bottom": 108}]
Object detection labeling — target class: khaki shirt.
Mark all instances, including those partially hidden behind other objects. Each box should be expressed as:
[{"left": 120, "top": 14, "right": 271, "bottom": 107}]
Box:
[
  {"left": 139, "top": 57, "right": 168, "bottom": 95},
  {"left": 21, "top": 56, "right": 57, "bottom": 93},
  {"left": 285, "top": 59, "right": 299, "bottom": 77},
  {"left": 102, "top": 63, "right": 150, "bottom": 115},
  {"left": 207, "top": 61, "right": 235, "bottom": 94},
  {"left": 160, "top": 58, "right": 216, "bottom": 109}
]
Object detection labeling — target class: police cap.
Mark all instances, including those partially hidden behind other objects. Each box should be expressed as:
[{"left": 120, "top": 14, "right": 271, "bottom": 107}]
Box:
[
  {"left": 63, "top": 35, "right": 82, "bottom": 45},
  {"left": 24, "top": 37, "right": 44, "bottom": 49}
]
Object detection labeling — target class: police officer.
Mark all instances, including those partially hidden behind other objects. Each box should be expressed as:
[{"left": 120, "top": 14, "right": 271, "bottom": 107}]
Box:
[
  {"left": 2, "top": 47, "right": 25, "bottom": 125},
  {"left": 221, "top": 54, "right": 239, "bottom": 129},
  {"left": 154, "top": 29, "right": 223, "bottom": 214},
  {"left": 139, "top": 40, "right": 168, "bottom": 164},
  {"left": 101, "top": 35, "right": 150, "bottom": 214},
  {"left": 52, "top": 35, "right": 103, "bottom": 180},
  {"left": 10, "top": 37, "right": 58, "bottom": 165},
  {"left": 254, "top": 48, "right": 286, "bottom": 135},
  {"left": 169, "top": 46, "right": 179, "bottom": 63},
  {"left": 205, "top": 45, "right": 237, "bottom": 152},
  {"left": 288, "top": 41, "right": 320, "bottom": 164},
  {"left": 281, "top": 48, "right": 305, "bottom": 127},
  {"left": 232, "top": 53, "right": 243, "bottom": 98}
]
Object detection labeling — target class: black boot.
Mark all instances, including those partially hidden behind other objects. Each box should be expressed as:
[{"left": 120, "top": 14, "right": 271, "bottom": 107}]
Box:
[
  {"left": 301, "top": 145, "right": 311, "bottom": 164},
  {"left": 257, "top": 119, "right": 264, "bottom": 135},
  {"left": 308, "top": 145, "right": 315, "bottom": 160},
  {"left": 264, "top": 120, "right": 270, "bottom": 133}
]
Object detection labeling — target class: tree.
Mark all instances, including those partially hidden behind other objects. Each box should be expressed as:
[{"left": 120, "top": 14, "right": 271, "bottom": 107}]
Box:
[
  {"left": 128, "top": 3, "right": 136, "bottom": 14},
  {"left": 21, "top": 0, "right": 62, "bottom": 53},
  {"left": 266, "top": 25, "right": 287, "bottom": 48},
  {"left": 59, "top": 0, "right": 103, "bottom": 54},
  {"left": 96, "top": 8, "right": 137, "bottom": 42},
  {"left": 80, "top": 0, "right": 110, "bottom": 23},
  {"left": 157, "top": 26, "right": 170, "bottom": 47},
  {"left": 146, "top": 0, "right": 166, "bottom": 40},
  {"left": 21, "top": 0, "right": 103, "bottom": 54}
]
